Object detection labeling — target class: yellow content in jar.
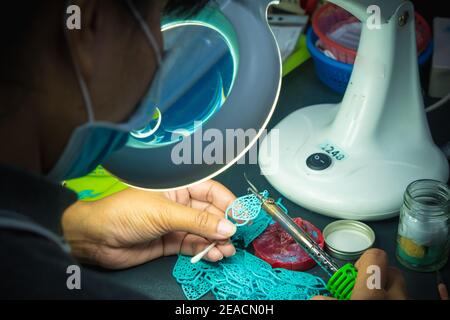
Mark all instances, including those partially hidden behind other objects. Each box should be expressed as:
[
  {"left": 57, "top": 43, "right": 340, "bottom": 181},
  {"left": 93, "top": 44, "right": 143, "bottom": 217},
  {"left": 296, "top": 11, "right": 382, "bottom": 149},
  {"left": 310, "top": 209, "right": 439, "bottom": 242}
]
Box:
[{"left": 398, "top": 236, "right": 426, "bottom": 259}]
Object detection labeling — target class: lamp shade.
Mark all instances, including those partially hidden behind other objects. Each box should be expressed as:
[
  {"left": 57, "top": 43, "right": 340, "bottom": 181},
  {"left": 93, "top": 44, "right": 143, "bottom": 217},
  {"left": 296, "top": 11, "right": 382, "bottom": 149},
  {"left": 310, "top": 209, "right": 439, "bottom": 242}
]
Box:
[{"left": 103, "top": 0, "right": 282, "bottom": 190}]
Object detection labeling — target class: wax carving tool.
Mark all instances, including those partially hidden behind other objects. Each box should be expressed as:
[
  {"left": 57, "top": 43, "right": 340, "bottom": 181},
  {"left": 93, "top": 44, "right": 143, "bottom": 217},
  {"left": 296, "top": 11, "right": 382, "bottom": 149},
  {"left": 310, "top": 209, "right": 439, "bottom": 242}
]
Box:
[{"left": 244, "top": 173, "right": 358, "bottom": 300}]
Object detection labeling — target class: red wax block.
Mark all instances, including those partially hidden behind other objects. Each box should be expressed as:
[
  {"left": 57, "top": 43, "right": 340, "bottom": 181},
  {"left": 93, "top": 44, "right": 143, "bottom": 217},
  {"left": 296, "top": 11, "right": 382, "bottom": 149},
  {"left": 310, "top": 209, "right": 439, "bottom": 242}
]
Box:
[{"left": 252, "top": 217, "right": 324, "bottom": 271}]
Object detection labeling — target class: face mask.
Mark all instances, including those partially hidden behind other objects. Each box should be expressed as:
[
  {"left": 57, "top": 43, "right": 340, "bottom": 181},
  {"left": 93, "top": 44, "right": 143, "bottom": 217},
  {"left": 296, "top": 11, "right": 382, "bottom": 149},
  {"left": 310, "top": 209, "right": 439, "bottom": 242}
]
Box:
[{"left": 47, "top": 0, "right": 163, "bottom": 182}]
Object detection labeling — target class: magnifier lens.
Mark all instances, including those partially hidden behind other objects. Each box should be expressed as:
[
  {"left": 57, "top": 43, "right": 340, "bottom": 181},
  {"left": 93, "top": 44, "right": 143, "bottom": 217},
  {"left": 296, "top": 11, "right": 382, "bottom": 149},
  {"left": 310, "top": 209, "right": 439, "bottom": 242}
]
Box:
[
  {"left": 127, "top": 23, "right": 235, "bottom": 148},
  {"left": 130, "top": 108, "right": 162, "bottom": 140}
]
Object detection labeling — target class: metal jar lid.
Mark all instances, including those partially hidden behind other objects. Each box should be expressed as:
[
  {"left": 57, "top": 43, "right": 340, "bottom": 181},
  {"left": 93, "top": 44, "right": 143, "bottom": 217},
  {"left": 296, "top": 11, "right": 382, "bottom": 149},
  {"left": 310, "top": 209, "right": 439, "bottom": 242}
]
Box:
[{"left": 323, "top": 220, "right": 376, "bottom": 261}]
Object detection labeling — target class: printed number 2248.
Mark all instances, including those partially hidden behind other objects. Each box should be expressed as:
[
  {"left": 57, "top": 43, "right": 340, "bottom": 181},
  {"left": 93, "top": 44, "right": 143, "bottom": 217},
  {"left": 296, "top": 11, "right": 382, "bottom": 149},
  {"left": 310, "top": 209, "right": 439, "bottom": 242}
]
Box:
[{"left": 320, "top": 143, "right": 346, "bottom": 161}]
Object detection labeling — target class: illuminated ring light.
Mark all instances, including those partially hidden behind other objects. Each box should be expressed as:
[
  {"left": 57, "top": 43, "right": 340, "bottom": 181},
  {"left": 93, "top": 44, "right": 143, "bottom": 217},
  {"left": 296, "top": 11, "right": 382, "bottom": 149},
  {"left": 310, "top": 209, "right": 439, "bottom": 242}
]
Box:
[
  {"left": 130, "top": 108, "right": 162, "bottom": 139},
  {"left": 127, "top": 7, "right": 239, "bottom": 149},
  {"left": 162, "top": 8, "right": 240, "bottom": 86},
  {"left": 103, "top": 0, "right": 282, "bottom": 190}
]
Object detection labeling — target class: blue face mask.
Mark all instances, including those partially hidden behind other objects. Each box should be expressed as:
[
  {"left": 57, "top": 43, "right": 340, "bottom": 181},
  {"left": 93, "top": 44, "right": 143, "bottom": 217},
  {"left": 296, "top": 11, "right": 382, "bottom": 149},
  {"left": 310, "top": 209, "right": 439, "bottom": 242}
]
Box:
[{"left": 47, "top": 0, "right": 163, "bottom": 182}]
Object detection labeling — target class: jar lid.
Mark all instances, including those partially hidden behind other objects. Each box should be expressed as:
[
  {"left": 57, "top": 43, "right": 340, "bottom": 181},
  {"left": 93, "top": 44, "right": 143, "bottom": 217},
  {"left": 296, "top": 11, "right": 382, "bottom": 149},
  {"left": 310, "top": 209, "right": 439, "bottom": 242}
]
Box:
[{"left": 323, "top": 220, "right": 375, "bottom": 261}]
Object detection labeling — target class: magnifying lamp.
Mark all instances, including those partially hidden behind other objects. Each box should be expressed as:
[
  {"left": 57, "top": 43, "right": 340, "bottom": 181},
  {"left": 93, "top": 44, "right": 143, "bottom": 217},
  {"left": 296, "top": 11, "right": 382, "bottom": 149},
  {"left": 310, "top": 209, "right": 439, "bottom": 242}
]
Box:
[
  {"left": 259, "top": 0, "right": 449, "bottom": 221},
  {"left": 102, "top": 0, "right": 282, "bottom": 190}
]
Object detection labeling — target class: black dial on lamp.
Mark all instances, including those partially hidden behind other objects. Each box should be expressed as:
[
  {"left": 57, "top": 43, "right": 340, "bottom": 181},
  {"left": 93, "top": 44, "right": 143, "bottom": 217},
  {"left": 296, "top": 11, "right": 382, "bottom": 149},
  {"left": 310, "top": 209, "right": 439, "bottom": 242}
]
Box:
[{"left": 307, "top": 153, "right": 332, "bottom": 171}]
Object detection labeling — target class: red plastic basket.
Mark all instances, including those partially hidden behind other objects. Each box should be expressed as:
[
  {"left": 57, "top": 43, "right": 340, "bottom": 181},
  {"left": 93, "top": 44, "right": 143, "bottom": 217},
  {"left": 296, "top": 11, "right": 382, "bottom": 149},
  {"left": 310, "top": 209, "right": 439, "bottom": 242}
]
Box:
[{"left": 312, "top": 3, "right": 432, "bottom": 64}]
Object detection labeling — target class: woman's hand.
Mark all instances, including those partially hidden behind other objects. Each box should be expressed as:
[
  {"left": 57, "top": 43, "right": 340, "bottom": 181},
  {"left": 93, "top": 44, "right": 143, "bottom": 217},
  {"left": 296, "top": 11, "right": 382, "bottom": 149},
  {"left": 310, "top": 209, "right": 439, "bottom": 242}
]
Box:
[
  {"left": 62, "top": 180, "right": 237, "bottom": 269},
  {"left": 313, "top": 249, "right": 408, "bottom": 300}
]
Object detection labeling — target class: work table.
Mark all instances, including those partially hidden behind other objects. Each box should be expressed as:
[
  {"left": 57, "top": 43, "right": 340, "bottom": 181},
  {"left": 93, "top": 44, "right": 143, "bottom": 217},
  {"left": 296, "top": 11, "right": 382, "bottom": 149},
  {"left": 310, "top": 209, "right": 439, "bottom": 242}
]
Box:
[{"left": 91, "top": 60, "right": 449, "bottom": 300}]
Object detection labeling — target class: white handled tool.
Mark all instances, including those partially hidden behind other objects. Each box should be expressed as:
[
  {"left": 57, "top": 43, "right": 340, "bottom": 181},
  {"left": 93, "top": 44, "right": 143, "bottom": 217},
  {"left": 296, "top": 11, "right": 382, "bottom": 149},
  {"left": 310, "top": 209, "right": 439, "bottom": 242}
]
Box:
[{"left": 190, "top": 241, "right": 218, "bottom": 264}]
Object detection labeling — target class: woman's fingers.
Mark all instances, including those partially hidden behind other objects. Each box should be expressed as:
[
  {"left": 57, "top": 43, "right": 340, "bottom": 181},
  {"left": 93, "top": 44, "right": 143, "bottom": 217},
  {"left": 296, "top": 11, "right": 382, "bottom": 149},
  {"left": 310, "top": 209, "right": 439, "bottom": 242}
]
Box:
[
  {"left": 311, "top": 296, "right": 337, "bottom": 300},
  {"left": 189, "top": 199, "right": 248, "bottom": 230},
  {"left": 189, "top": 199, "right": 226, "bottom": 217},
  {"left": 178, "top": 234, "right": 235, "bottom": 262},
  {"left": 165, "top": 181, "right": 242, "bottom": 241},
  {"left": 385, "top": 267, "right": 408, "bottom": 300},
  {"left": 187, "top": 180, "right": 237, "bottom": 212},
  {"left": 351, "top": 249, "right": 389, "bottom": 300},
  {"left": 216, "top": 241, "right": 236, "bottom": 257},
  {"left": 161, "top": 200, "right": 236, "bottom": 240}
]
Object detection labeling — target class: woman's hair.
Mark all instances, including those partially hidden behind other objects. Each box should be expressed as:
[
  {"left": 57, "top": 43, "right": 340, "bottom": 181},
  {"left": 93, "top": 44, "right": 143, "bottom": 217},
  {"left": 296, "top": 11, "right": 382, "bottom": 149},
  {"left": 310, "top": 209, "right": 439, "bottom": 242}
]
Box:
[{"left": 1, "top": 1, "right": 209, "bottom": 49}]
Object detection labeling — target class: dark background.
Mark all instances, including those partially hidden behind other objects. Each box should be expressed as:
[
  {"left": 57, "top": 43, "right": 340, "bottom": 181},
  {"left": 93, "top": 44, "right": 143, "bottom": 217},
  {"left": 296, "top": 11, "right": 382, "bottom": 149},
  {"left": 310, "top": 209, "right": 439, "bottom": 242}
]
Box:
[
  {"left": 412, "top": 1, "right": 450, "bottom": 21},
  {"left": 96, "top": 58, "right": 449, "bottom": 300},
  {"left": 412, "top": 1, "right": 450, "bottom": 148}
]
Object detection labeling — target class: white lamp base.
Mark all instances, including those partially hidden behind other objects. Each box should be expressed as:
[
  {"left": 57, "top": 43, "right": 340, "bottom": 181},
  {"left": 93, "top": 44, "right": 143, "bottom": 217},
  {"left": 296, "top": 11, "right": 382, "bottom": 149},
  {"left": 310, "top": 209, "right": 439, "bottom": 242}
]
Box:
[{"left": 258, "top": 104, "right": 449, "bottom": 221}]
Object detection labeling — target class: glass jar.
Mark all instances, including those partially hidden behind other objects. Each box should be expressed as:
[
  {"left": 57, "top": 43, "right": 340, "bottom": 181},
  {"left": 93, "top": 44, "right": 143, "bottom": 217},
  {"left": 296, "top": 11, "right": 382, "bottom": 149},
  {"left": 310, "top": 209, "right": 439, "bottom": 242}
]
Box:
[{"left": 396, "top": 179, "right": 449, "bottom": 272}]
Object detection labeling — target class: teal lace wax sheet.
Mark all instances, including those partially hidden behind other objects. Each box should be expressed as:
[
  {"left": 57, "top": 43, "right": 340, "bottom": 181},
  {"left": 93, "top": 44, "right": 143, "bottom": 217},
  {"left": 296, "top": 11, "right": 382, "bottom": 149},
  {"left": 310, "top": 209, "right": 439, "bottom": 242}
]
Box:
[
  {"left": 172, "top": 191, "right": 329, "bottom": 300},
  {"left": 173, "top": 250, "right": 328, "bottom": 300}
]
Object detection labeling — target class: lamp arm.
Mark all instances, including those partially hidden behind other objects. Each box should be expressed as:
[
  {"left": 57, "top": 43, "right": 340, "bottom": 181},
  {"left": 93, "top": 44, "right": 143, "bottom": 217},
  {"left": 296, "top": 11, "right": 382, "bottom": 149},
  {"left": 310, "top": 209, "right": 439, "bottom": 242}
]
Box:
[{"left": 327, "top": 0, "right": 432, "bottom": 150}]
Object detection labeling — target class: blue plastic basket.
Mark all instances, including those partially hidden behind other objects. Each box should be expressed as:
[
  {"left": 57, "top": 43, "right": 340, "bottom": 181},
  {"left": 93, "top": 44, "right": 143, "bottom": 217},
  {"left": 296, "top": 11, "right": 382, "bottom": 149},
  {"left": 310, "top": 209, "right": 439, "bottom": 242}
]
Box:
[{"left": 306, "top": 27, "right": 433, "bottom": 94}]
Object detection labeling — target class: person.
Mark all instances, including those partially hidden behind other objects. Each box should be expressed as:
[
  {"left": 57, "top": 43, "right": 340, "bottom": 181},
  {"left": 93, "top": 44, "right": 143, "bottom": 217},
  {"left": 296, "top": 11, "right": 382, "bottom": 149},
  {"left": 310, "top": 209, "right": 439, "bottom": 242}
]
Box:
[
  {"left": 0, "top": 0, "right": 407, "bottom": 299},
  {"left": 313, "top": 249, "right": 408, "bottom": 300}
]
